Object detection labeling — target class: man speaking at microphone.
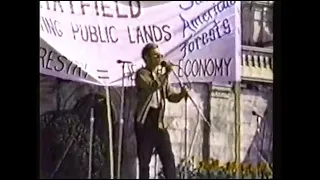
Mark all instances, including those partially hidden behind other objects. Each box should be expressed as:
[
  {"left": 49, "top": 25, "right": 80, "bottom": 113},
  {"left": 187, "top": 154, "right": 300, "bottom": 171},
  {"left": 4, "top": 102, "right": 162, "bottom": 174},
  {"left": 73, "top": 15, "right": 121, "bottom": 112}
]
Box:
[{"left": 134, "top": 43, "right": 188, "bottom": 179}]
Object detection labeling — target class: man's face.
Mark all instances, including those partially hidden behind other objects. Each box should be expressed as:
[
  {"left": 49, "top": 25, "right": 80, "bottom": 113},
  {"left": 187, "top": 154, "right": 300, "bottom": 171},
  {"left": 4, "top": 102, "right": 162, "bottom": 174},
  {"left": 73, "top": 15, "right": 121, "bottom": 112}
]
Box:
[{"left": 146, "top": 47, "right": 162, "bottom": 67}]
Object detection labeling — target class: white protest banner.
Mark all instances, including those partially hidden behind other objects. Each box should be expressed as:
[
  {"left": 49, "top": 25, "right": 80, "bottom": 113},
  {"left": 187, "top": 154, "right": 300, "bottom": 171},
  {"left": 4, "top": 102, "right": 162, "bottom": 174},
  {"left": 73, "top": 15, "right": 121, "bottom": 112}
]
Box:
[
  {"left": 40, "top": 1, "right": 241, "bottom": 87},
  {"left": 40, "top": 38, "right": 103, "bottom": 85}
]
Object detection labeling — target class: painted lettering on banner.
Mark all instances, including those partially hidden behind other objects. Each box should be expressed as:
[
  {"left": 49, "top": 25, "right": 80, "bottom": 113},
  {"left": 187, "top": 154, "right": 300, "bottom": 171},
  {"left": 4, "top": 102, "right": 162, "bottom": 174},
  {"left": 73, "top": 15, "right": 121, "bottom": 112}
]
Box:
[
  {"left": 40, "top": 39, "right": 103, "bottom": 85},
  {"left": 40, "top": 1, "right": 242, "bottom": 86},
  {"left": 40, "top": 1, "right": 141, "bottom": 18},
  {"left": 40, "top": 47, "right": 89, "bottom": 79},
  {"left": 177, "top": 58, "right": 232, "bottom": 78}
]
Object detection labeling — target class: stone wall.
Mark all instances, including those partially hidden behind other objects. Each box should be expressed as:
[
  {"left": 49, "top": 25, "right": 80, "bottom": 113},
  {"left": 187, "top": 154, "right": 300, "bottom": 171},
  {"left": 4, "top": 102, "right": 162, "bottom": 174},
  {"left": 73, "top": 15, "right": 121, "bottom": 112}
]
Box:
[{"left": 40, "top": 74, "right": 272, "bottom": 179}]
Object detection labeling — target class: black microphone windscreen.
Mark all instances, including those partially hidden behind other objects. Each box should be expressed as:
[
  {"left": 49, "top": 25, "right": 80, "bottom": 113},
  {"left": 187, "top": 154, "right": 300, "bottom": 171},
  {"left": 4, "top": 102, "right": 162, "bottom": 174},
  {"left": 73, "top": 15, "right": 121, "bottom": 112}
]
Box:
[
  {"left": 252, "top": 111, "right": 257, "bottom": 116},
  {"left": 160, "top": 61, "right": 167, "bottom": 67}
]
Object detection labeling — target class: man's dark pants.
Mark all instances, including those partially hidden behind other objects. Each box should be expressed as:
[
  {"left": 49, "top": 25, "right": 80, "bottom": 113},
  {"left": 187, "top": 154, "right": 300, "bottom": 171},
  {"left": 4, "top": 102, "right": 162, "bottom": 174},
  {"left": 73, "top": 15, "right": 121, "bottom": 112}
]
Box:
[{"left": 135, "top": 108, "right": 176, "bottom": 179}]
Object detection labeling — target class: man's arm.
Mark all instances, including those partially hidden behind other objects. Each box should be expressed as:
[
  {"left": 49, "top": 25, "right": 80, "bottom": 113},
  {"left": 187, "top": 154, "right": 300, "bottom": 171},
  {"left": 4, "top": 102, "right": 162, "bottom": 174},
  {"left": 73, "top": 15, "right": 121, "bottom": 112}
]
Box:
[
  {"left": 166, "top": 83, "right": 188, "bottom": 103},
  {"left": 135, "top": 69, "right": 168, "bottom": 93}
]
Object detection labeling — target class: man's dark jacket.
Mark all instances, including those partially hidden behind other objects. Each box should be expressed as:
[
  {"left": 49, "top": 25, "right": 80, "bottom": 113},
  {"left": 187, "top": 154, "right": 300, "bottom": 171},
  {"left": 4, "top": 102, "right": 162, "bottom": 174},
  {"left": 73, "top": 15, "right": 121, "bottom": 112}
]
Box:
[{"left": 134, "top": 67, "right": 185, "bottom": 129}]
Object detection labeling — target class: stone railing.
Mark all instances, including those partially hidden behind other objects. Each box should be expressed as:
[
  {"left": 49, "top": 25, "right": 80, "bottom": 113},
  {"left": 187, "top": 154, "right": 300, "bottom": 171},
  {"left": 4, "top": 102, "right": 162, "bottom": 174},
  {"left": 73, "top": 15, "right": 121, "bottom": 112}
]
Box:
[{"left": 241, "top": 45, "right": 273, "bottom": 83}]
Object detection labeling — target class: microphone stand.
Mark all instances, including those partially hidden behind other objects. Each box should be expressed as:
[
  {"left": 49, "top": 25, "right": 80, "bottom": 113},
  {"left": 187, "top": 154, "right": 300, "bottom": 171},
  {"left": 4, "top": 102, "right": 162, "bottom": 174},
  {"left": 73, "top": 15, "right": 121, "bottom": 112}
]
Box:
[
  {"left": 88, "top": 108, "right": 95, "bottom": 179},
  {"left": 170, "top": 69, "right": 210, "bottom": 127},
  {"left": 252, "top": 112, "right": 273, "bottom": 176},
  {"left": 170, "top": 67, "right": 211, "bottom": 163},
  {"left": 254, "top": 113, "right": 266, "bottom": 164},
  {"left": 168, "top": 64, "right": 191, "bottom": 179},
  {"left": 105, "top": 86, "right": 114, "bottom": 179},
  {"left": 183, "top": 93, "right": 188, "bottom": 179},
  {"left": 116, "top": 62, "right": 126, "bottom": 179}
]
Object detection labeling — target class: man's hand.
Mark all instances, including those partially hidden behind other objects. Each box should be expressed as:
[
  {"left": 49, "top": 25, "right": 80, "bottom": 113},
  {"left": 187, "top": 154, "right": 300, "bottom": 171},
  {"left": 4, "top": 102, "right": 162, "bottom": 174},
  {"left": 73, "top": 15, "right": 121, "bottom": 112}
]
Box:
[
  {"left": 160, "top": 61, "right": 173, "bottom": 75},
  {"left": 164, "top": 63, "right": 173, "bottom": 75},
  {"left": 181, "top": 86, "right": 189, "bottom": 100}
]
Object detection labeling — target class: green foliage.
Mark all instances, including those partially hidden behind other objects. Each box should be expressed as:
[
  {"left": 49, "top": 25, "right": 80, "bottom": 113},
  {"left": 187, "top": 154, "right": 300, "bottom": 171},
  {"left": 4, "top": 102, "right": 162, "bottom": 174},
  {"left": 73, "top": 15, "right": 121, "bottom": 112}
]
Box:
[{"left": 158, "top": 158, "right": 273, "bottom": 179}]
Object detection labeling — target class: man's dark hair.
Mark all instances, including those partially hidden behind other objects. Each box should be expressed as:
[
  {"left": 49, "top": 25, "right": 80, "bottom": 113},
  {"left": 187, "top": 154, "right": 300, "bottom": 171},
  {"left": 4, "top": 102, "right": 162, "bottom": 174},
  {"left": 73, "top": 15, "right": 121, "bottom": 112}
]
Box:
[{"left": 141, "top": 43, "right": 158, "bottom": 62}]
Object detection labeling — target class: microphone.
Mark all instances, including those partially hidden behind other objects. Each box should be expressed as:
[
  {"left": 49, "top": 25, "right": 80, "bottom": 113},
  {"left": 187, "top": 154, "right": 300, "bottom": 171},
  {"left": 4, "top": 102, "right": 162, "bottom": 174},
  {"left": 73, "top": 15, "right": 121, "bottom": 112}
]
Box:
[
  {"left": 117, "top": 60, "right": 132, "bottom": 64},
  {"left": 252, "top": 111, "right": 263, "bottom": 118},
  {"left": 160, "top": 61, "right": 179, "bottom": 67}
]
